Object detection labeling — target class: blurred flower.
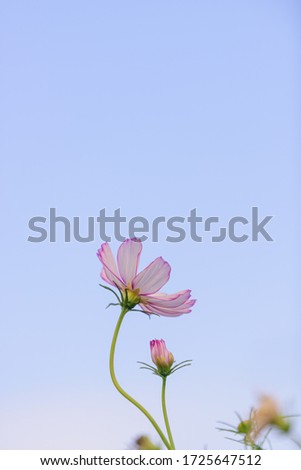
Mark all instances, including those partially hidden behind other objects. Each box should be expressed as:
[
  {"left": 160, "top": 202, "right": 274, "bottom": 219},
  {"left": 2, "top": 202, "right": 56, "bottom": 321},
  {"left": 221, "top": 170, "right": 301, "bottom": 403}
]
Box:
[
  {"left": 250, "top": 396, "right": 290, "bottom": 440},
  {"left": 219, "top": 395, "right": 292, "bottom": 450},
  {"left": 97, "top": 238, "right": 196, "bottom": 316},
  {"left": 134, "top": 435, "right": 161, "bottom": 450},
  {"left": 150, "top": 339, "right": 174, "bottom": 376}
]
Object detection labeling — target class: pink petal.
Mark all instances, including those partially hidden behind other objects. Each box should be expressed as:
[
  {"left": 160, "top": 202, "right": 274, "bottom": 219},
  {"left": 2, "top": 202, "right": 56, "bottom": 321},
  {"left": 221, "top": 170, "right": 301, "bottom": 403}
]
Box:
[
  {"left": 117, "top": 238, "right": 142, "bottom": 286},
  {"left": 97, "top": 243, "right": 124, "bottom": 289},
  {"left": 142, "top": 290, "right": 192, "bottom": 307},
  {"left": 100, "top": 268, "right": 115, "bottom": 287},
  {"left": 150, "top": 339, "right": 166, "bottom": 363},
  {"left": 141, "top": 299, "right": 196, "bottom": 317},
  {"left": 132, "top": 257, "right": 171, "bottom": 295}
]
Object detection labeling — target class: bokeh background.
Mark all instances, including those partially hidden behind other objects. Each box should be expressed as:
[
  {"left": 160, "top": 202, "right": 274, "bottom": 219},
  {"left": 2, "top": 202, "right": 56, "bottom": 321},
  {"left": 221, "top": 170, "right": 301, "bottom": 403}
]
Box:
[{"left": 1, "top": 0, "right": 300, "bottom": 449}]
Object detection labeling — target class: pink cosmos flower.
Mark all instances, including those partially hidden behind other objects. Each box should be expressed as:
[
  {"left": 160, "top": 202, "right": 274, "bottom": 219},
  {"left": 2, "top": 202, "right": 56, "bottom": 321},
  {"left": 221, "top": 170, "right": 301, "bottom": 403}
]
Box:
[
  {"left": 97, "top": 238, "right": 196, "bottom": 317},
  {"left": 150, "top": 339, "right": 174, "bottom": 374}
]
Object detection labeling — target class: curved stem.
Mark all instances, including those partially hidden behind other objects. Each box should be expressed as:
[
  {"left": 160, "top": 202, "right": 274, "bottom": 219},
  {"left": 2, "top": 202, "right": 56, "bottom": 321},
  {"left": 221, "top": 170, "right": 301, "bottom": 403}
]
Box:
[
  {"left": 109, "top": 308, "right": 171, "bottom": 450},
  {"left": 161, "top": 377, "right": 175, "bottom": 450}
]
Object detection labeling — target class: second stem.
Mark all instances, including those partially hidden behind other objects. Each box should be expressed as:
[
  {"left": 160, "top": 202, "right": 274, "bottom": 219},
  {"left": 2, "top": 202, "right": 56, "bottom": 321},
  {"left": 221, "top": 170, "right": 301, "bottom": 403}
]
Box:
[{"left": 161, "top": 377, "right": 175, "bottom": 450}]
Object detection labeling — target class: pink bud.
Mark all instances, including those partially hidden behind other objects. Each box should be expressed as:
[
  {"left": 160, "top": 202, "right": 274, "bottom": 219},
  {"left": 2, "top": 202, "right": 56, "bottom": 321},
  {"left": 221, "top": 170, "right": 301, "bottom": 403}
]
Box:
[{"left": 150, "top": 339, "right": 174, "bottom": 376}]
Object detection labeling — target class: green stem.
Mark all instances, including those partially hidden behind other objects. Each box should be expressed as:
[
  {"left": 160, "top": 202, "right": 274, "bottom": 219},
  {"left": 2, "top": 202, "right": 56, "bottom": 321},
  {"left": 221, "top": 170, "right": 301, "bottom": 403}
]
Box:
[
  {"left": 161, "top": 377, "right": 175, "bottom": 450},
  {"left": 109, "top": 308, "right": 171, "bottom": 450}
]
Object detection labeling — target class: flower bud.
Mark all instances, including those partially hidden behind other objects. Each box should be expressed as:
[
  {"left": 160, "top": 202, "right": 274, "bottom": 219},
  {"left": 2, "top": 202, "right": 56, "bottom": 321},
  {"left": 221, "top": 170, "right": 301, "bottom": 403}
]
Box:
[
  {"left": 135, "top": 435, "right": 161, "bottom": 450},
  {"left": 272, "top": 416, "right": 291, "bottom": 433},
  {"left": 237, "top": 420, "right": 252, "bottom": 435},
  {"left": 150, "top": 339, "right": 174, "bottom": 376}
]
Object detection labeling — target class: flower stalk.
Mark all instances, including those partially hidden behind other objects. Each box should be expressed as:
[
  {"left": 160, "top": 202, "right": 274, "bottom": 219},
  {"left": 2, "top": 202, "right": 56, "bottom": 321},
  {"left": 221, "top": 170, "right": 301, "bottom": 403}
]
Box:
[
  {"left": 109, "top": 308, "right": 172, "bottom": 450},
  {"left": 161, "top": 377, "right": 175, "bottom": 450}
]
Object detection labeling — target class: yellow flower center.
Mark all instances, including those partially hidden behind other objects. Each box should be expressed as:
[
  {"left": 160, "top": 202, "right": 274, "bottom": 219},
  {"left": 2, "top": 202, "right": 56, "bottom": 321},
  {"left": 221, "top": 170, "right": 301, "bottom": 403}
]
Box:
[{"left": 124, "top": 288, "right": 141, "bottom": 308}]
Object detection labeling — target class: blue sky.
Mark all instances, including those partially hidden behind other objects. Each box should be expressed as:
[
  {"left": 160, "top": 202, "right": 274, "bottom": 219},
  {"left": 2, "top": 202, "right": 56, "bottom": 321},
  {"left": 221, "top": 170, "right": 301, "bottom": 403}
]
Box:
[{"left": 0, "top": 0, "right": 300, "bottom": 449}]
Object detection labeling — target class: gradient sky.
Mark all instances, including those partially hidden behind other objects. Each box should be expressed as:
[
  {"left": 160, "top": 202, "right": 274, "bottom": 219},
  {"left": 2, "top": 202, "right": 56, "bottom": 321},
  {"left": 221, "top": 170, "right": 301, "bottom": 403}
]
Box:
[{"left": 0, "top": 0, "right": 300, "bottom": 450}]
